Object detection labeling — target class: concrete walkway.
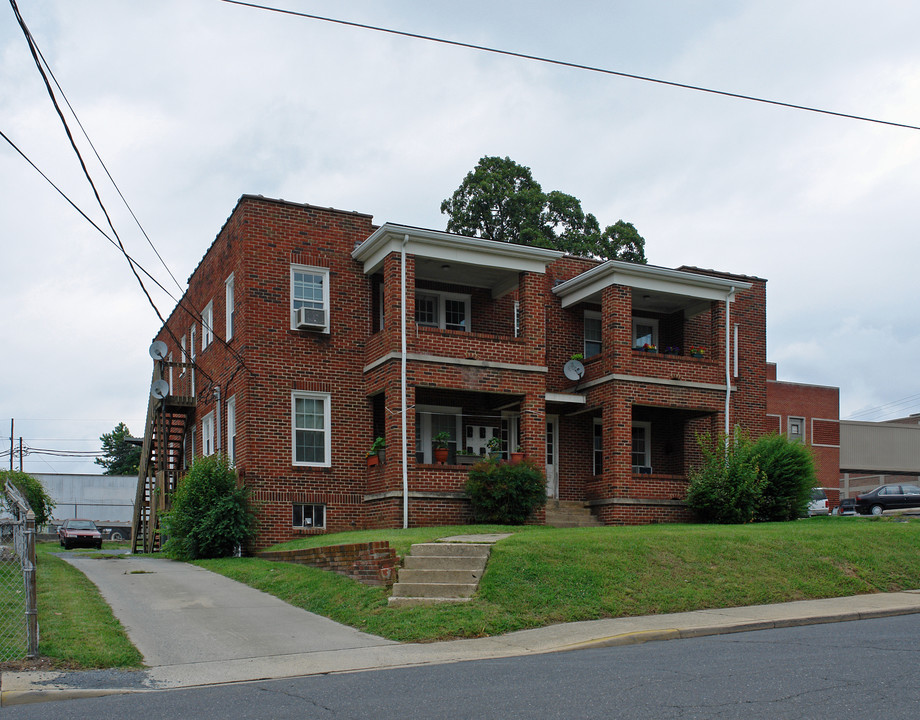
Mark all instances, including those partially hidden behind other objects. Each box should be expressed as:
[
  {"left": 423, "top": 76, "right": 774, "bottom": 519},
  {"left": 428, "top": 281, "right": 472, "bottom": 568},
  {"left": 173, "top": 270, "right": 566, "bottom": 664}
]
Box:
[{"left": 3, "top": 552, "right": 920, "bottom": 706}]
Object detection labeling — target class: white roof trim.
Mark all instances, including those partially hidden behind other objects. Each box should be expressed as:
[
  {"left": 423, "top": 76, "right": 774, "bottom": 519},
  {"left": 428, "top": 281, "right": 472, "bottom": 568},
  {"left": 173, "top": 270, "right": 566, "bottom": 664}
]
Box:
[
  {"left": 352, "top": 223, "right": 563, "bottom": 275},
  {"left": 553, "top": 260, "right": 752, "bottom": 308}
]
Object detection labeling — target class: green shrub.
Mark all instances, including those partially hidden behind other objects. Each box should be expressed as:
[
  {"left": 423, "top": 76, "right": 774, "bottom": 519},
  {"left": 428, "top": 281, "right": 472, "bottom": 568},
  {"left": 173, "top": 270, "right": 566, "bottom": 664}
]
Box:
[
  {"left": 1, "top": 469, "right": 56, "bottom": 526},
  {"left": 750, "top": 433, "right": 817, "bottom": 521},
  {"left": 686, "top": 433, "right": 765, "bottom": 524},
  {"left": 465, "top": 457, "right": 547, "bottom": 524},
  {"left": 161, "top": 455, "right": 256, "bottom": 560}
]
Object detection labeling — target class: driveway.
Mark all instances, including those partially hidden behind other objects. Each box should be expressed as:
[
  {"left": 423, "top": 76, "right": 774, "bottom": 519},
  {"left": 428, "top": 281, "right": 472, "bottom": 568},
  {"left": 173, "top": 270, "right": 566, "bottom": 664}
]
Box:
[{"left": 60, "top": 553, "right": 395, "bottom": 667}]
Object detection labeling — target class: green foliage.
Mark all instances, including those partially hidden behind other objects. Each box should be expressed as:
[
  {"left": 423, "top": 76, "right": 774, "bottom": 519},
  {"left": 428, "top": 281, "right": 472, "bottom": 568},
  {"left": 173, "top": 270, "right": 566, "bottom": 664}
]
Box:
[
  {"left": 441, "top": 156, "right": 647, "bottom": 262},
  {"left": 686, "top": 434, "right": 766, "bottom": 524},
  {"left": 1, "top": 469, "right": 56, "bottom": 526},
  {"left": 751, "top": 433, "right": 818, "bottom": 521},
  {"left": 464, "top": 457, "right": 547, "bottom": 524},
  {"left": 161, "top": 455, "right": 256, "bottom": 560},
  {"left": 432, "top": 431, "right": 451, "bottom": 449},
  {"left": 95, "top": 421, "right": 142, "bottom": 476}
]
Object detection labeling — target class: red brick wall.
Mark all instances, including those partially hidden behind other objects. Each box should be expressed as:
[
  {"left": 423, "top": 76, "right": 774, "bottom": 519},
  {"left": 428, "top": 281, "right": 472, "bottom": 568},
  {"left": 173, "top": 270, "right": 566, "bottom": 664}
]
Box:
[{"left": 256, "top": 541, "right": 398, "bottom": 586}]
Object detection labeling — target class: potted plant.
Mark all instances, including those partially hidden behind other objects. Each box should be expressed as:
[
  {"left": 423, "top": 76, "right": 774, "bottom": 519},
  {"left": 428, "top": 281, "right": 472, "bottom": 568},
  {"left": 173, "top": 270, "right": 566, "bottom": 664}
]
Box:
[
  {"left": 570, "top": 352, "right": 584, "bottom": 361},
  {"left": 690, "top": 346, "right": 705, "bottom": 358},
  {"left": 510, "top": 446, "right": 525, "bottom": 464},
  {"left": 643, "top": 343, "right": 658, "bottom": 354},
  {"left": 432, "top": 431, "right": 451, "bottom": 464},
  {"left": 663, "top": 346, "right": 681, "bottom": 356},
  {"left": 456, "top": 448, "right": 481, "bottom": 466},
  {"left": 366, "top": 437, "right": 386, "bottom": 467},
  {"left": 487, "top": 435, "right": 503, "bottom": 459}
]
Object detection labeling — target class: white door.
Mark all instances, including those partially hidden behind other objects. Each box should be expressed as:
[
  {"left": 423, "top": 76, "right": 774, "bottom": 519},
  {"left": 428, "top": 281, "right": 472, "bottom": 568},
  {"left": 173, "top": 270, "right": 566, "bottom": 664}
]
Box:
[{"left": 545, "top": 415, "right": 559, "bottom": 498}]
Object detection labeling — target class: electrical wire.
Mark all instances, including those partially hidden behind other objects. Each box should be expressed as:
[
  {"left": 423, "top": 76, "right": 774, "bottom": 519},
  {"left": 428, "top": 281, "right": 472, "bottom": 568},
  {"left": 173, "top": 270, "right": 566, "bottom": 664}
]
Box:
[{"left": 220, "top": 0, "right": 920, "bottom": 132}]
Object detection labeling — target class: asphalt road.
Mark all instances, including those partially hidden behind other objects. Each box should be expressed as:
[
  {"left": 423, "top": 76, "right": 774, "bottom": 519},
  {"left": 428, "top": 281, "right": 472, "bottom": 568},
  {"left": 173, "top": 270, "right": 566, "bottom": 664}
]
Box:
[{"left": 6, "top": 613, "right": 920, "bottom": 719}]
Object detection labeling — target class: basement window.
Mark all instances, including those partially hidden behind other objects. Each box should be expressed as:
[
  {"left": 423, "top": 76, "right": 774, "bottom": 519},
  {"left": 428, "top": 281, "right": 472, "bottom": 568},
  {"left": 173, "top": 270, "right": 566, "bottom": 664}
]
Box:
[{"left": 293, "top": 503, "right": 325, "bottom": 529}]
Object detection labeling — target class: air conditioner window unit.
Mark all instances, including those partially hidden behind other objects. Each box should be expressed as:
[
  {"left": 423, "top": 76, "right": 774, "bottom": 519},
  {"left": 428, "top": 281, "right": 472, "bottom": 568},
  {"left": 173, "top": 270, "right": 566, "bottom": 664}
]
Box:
[
  {"left": 296, "top": 306, "right": 327, "bottom": 330},
  {"left": 632, "top": 465, "right": 653, "bottom": 474}
]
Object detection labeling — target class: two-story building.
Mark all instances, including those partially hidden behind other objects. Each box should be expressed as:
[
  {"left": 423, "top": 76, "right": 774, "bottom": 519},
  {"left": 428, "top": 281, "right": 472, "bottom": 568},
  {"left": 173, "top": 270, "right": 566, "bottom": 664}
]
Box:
[{"left": 132, "top": 195, "right": 768, "bottom": 550}]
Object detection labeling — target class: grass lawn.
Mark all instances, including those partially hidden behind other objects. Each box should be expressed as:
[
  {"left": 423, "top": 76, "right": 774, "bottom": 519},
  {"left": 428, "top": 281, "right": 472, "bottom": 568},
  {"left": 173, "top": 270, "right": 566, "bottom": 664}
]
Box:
[
  {"left": 31, "top": 542, "right": 143, "bottom": 669},
  {"left": 197, "top": 516, "right": 920, "bottom": 643}
]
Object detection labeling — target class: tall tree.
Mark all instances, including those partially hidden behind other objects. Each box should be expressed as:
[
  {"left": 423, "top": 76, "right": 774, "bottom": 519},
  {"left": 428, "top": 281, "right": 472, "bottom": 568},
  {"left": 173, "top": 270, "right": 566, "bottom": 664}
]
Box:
[
  {"left": 441, "top": 156, "right": 647, "bottom": 262},
  {"left": 96, "top": 422, "right": 142, "bottom": 476}
]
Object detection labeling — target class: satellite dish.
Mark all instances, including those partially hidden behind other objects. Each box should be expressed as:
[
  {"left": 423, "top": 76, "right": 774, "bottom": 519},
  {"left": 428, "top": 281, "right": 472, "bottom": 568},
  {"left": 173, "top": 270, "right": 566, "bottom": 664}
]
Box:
[
  {"left": 150, "top": 379, "right": 170, "bottom": 400},
  {"left": 149, "top": 340, "right": 169, "bottom": 360},
  {"left": 563, "top": 359, "right": 585, "bottom": 381}
]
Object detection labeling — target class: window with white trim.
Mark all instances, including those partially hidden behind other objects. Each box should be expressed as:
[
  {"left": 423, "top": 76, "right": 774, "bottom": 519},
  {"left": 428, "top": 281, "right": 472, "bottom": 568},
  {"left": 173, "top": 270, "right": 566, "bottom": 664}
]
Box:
[
  {"left": 293, "top": 503, "right": 325, "bottom": 529},
  {"left": 292, "top": 391, "right": 331, "bottom": 466},
  {"left": 631, "top": 422, "right": 651, "bottom": 470},
  {"left": 788, "top": 416, "right": 805, "bottom": 443},
  {"left": 226, "top": 395, "right": 236, "bottom": 464},
  {"left": 291, "top": 264, "right": 330, "bottom": 332},
  {"left": 167, "top": 353, "right": 174, "bottom": 394},
  {"left": 513, "top": 300, "right": 521, "bottom": 337},
  {"left": 632, "top": 318, "right": 658, "bottom": 349},
  {"left": 415, "top": 291, "right": 471, "bottom": 332},
  {"left": 584, "top": 311, "right": 602, "bottom": 358},
  {"left": 202, "top": 301, "right": 214, "bottom": 350},
  {"left": 180, "top": 334, "right": 187, "bottom": 375},
  {"left": 190, "top": 325, "right": 197, "bottom": 362},
  {"left": 415, "top": 405, "right": 462, "bottom": 464},
  {"left": 202, "top": 411, "right": 215, "bottom": 456},
  {"left": 225, "top": 273, "right": 235, "bottom": 340}
]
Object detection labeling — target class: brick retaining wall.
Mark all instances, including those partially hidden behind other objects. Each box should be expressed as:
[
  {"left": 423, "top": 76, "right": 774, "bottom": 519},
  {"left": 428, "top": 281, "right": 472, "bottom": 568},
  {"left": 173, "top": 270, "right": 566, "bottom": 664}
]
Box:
[{"left": 256, "top": 541, "right": 398, "bottom": 586}]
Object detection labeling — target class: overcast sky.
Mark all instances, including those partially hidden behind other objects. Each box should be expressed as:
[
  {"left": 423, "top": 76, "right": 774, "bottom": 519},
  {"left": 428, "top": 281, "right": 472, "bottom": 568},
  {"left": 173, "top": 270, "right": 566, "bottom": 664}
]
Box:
[{"left": 2, "top": 0, "right": 919, "bottom": 475}]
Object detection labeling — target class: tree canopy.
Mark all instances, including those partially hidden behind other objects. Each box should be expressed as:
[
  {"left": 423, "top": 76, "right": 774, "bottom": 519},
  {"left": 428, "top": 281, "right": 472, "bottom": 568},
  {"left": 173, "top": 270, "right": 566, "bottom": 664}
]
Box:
[
  {"left": 95, "top": 422, "right": 142, "bottom": 476},
  {"left": 440, "top": 156, "right": 647, "bottom": 263},
  {"left": 1, "top": 470, "right": 56, "bottom": 526}
]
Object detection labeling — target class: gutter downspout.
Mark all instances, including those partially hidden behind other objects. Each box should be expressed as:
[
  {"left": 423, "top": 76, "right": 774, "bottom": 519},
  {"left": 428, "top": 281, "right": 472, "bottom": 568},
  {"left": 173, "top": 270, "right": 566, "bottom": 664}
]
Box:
[
  {"left": 401, "top": 235, "right": 409, "bottom": 529},
  {"left": 724, "top": 287, "right": 735, "bottom": 438}
]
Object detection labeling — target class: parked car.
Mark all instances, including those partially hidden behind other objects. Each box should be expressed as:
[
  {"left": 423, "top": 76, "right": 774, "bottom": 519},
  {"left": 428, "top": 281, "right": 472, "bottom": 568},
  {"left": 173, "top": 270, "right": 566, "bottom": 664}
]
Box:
[
  {"left": 855, "top": 484, "right": 920, "bottom": 516},
  {"left": 806, "top": 487, "right": 830, "bottom": 516},
  {"left": 836, "top": 497, "right": 857, "bottom": 516},
  {"left": 58, "top": 519, "right": 103, "bottom": 549}
]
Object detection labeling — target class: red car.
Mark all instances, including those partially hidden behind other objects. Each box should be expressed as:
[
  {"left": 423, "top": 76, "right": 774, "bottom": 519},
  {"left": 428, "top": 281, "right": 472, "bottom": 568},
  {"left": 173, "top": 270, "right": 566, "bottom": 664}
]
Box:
[{"left": 58, "top": 519, "right": 103, "bottom": 550}]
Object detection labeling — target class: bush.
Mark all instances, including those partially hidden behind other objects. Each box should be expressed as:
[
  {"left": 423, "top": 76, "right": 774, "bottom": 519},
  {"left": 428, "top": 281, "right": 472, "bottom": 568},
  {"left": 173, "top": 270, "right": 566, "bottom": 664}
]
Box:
[
  {"left": 751, "top": 433, "right": 817, "bottom": 521},
  {"left": 161, "top": 455, "right": 256, "bottom": 560},
  {"left": 464, "top": 457, "right": 547, "bottom": 524},
  {"left": 1, "top": 469, "right": 56, "bottom": 526},
  {"left": 686, "top": 433, "right": 765, "bottom": 524}
]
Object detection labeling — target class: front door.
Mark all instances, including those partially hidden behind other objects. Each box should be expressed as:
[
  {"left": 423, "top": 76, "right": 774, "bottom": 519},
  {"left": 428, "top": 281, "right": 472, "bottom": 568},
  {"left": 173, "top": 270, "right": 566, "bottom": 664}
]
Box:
[{"left": 545, "top": 415, "right": 559, "bottom": 498}]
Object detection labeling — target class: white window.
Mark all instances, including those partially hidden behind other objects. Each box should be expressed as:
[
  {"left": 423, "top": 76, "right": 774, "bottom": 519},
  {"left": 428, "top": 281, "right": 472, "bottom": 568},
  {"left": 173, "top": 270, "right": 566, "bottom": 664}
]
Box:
[
  {"left": 226, "top": 395, "right": 236, "bottom": 464},
  {"left": 292, "top": 391, "right": 331, "bottom": 466},
  {"left": 788, "top": 416, "right": 805, "bottom": 443},
  {"left": 513, "top": 300, "right": 521, "bottom": 338},
  {"left": 293, "top": 503, "right": 325, "bottom": 529},
  {"left": 632, "top": 318, "right": 658, "bottom": 349},
  {"left": 415, "top": 291, "right": 471, "bottom": 332},
  {"left": 225, "top": 273, "right": 235, "bottom": 340},
  {"left": 593, "top": 419, "right": 603, "bottom": 475},
  {"left": 189, "top": 425, "right": 196, "bottom": 463},
  {"left": 584, "top": 311, "right": 602, "bottom": 358},
  {"left": 202, "top": 301, "right": 214, "bottom": 350},
  {"left": 202, "top": 411, "right": 215, "bottom": 457},
  {"left": 291, "top": 264, "right": 330, "bottom": 332},
  {"left": 415, "top": 405, "right": 462, "bottom": 464},
  {"left": 190, "top": 325, "right": 197, "bottom": 361},
  {"left": 631, "top": 421, "right": 651, "bottom": 470},
  {"left": 167, "top": 352, "right": 174, "bottom": 394},
  {"left": 180, "top": 334, "right": 187, "bottom": 375}
]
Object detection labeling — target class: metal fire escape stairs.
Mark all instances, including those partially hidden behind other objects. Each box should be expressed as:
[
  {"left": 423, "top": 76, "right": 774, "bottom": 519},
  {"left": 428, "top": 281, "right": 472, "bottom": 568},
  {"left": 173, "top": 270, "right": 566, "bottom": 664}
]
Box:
[{"left": 131, "top": 358, "right": 196, "bottom": 553}]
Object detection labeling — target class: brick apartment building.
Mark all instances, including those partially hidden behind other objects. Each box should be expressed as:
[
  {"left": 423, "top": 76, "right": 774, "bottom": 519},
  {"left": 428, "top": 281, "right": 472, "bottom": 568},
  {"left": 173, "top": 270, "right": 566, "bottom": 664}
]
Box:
[{"left": 133, "top": 195, "right": 769, "bottom": 550}]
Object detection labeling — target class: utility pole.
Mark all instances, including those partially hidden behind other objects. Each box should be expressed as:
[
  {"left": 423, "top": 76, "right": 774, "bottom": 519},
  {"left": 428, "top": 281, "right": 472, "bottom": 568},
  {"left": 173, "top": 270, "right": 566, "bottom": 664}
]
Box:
[
  {"left": 9, "top": 418, "right": 13, "bottom": 471},
  {"left": 19, "top": 437, "right": 23, "bottom": 472}
]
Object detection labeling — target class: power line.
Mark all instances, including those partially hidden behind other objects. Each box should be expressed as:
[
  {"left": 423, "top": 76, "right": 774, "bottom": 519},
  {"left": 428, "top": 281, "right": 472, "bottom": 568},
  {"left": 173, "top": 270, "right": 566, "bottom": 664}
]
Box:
[{"left": 220, "top": 0, "right": 920, "bottom": 132}]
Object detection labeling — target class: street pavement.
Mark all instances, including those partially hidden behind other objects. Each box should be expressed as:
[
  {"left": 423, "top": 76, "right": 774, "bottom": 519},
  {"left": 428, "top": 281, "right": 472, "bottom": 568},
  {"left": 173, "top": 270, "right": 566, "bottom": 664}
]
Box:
[{"left": 3, "top": 551, "right": 920, "bottom": 707}]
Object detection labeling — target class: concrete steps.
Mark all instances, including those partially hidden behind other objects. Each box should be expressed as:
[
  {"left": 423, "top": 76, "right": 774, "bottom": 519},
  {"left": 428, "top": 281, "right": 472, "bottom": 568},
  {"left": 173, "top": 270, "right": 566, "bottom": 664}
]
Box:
[
  {"left": 545, "top": 500, "right": 603, "bottom": 528},
  {"left": 388, "top": 542, "right": 491, "bottom": 606}
]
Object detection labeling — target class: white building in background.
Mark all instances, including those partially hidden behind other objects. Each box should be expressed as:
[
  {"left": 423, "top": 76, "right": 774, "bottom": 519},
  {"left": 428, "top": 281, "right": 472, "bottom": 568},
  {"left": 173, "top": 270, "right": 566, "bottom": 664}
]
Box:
[{"left": 33, "top": 473, "right": 135, "bottom": 537}]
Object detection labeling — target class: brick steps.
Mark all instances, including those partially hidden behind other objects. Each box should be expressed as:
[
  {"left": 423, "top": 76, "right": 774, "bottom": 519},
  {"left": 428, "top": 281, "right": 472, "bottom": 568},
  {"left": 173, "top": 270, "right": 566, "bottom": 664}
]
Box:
[
  {"left": 388, "top": 542, "right": 491, "bottom": 606},
  {"left": 545, "top": 500, "right": 603, "bottom": 528}
]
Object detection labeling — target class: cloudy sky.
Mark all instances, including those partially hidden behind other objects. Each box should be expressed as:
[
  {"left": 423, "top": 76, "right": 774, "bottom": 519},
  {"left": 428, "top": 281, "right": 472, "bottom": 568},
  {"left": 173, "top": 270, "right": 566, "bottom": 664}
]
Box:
[{"left": 2, "top": 0, "right": 919, "bottom": 475}]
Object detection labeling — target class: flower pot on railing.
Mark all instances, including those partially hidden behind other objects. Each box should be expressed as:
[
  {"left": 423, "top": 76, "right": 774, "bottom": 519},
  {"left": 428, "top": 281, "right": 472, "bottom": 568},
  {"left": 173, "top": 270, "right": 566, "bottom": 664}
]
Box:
[
  {"left": 433, "top": 448, "right": 449, "bottom": 464},
  {"left": 689, "top": 347, "right": 705, "bottom": 359},
  {"left": 510, "top": 451, "right": 525, "bottom": 464}
]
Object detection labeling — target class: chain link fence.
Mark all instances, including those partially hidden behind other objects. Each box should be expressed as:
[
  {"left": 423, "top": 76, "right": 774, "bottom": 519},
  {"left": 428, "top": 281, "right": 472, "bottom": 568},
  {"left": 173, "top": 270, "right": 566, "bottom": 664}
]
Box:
[{"left": 1, "top": 482, "right": 38, "bottom": 661}]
